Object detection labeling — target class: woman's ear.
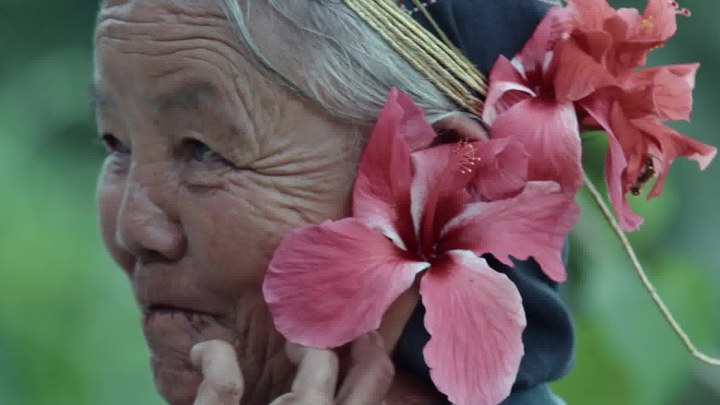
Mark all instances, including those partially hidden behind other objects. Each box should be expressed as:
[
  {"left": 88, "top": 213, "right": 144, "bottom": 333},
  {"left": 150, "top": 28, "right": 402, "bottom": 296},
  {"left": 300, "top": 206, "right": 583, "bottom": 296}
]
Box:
[{"left": 432, "top": 114, "right": 489, "bottom": 145}]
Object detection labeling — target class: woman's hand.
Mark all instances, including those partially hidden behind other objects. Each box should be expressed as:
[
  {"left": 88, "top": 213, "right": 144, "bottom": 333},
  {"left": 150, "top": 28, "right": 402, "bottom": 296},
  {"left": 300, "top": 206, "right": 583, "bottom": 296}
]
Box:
[{"left": 191, "top": 332, "right": 394, "bottom": 405}]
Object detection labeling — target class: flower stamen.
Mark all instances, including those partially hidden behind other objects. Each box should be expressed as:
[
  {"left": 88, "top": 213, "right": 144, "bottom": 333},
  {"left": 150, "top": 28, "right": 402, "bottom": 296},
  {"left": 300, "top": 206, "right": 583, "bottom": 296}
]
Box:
[
  {"left": 669, "top": 1, "right": 691, "bottom": 17},
  {"left": 454, "top": 140, "right": 481, "bottom": 175},
  {"left": 642, "top": 15, "right": 655, "bottom": 34},
  {"left": 418, "top": 141, "right": 481, "bottom": 258}
]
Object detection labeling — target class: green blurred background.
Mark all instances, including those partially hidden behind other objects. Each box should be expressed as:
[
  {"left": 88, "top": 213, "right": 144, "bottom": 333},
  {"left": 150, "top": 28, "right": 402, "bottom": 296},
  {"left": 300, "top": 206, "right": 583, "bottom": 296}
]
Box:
[{"left": 0, "top": 0, "right": 718, "bottom": 404}]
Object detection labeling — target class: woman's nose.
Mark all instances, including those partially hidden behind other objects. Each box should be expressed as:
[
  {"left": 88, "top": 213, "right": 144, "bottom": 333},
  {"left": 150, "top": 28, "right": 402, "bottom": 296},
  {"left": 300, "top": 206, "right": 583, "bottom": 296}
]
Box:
[{"left": 116, "top": 166, "right": 187, "bottom": 263}]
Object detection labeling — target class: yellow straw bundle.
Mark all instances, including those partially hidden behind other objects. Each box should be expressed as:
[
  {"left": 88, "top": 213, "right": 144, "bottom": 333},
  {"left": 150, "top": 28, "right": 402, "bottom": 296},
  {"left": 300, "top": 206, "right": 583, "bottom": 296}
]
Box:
[{"left": 342, "top": 0, "right": 488, "bottom": 114}]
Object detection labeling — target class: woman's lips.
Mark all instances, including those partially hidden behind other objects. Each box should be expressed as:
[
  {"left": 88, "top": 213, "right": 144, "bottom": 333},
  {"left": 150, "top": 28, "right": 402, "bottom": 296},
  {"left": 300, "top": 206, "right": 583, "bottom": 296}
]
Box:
[
  {"left": 142, "top": 302, "right": 235, "bottom": 350},
  {"left": 130, "top": 270, "right": 239, "bottom": 404},
  {"left": 147, "top": 303, "right": 219, "bottom": 316},
  {"left": 141, "top": 303, "right": 238, "bottom": 405},
  {"left": 144, "top": 304, "right": 220, "bottom": 325},
  {"left": 142, "top": 305, "right": 232, "bottom": 338},
  {"left": 135, "top": 277, "right": 237, "bottom": 355}
]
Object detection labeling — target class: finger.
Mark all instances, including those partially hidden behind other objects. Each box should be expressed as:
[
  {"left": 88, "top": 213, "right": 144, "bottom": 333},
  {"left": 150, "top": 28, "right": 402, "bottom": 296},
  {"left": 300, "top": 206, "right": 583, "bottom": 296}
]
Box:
[
  {"left": 269, "top": 392, "right": 305, "bottom": 405},
  {"left": 377, "top": 288, "right": 420, "bottom": 353},
  {"left": 286, "top": 343, "right": 339, "bottom": 400},
  {"left": 191, "top": 340, "right": 244, "bottom": 405},
  {"left": 336, "top": 332, "right": 395, "bottom": 405}
]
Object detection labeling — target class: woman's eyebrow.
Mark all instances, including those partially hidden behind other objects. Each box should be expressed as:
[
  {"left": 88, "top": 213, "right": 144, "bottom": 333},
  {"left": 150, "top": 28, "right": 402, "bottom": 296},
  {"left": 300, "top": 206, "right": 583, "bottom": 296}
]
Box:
[
  {"left": 89, "top": 81, "right": 220, "bottom": 113},
  {"left": 151, "top": 81, "right": 219, "bottom": 112}
]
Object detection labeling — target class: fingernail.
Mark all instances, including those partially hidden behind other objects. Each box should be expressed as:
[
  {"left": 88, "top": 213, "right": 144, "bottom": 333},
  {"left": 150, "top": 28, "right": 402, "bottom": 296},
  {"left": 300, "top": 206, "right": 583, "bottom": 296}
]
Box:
[
  {"left": 190, "top": 342, "right": 207, "bottom": 368},
  {"left": 369, "top": 331, "right": 386, "bottom": 350}
]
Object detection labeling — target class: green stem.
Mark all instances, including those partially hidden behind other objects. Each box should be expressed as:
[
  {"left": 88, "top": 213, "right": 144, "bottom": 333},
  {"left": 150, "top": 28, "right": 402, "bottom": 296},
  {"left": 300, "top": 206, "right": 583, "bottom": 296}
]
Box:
[{"left": 583, "top": 172, "right": 720, "bottom": 367}]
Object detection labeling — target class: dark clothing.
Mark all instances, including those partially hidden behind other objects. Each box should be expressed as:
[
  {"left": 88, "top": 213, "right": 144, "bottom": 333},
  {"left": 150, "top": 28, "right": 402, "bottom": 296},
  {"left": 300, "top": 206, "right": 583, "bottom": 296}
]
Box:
[
  {"left": 393, "top": 257, "right": 573, "bottom": 404},
  {"left": 405, "top": 0, "right": 552, "bottom": 74},
  {"left": 393, "top": 1, "right": 574, "bottom": 403}
]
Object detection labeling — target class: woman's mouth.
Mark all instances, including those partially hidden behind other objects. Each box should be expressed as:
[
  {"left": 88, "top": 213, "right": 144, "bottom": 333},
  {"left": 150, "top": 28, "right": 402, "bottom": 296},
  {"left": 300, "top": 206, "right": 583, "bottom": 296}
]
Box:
[
  {"left": 141, "top": 302, "right": 238, "bottom": 405},
  {"left": 141, "top": 301, "right": 236, "bottom": 355},
  {"left": 143, "top": 304, "right": 222, "bottom": 329}
]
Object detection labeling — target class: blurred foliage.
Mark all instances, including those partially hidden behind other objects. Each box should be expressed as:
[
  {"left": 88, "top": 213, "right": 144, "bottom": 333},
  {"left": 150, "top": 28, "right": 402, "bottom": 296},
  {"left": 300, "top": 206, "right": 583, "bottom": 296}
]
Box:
[{"left": 0, "top": 0, "right": 718, "bottom": 404}]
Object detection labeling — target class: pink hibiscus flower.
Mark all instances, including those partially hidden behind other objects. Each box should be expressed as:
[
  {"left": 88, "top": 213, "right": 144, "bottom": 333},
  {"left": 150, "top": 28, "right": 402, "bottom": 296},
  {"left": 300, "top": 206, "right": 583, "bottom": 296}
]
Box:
[
  {"left": 482, "top": 7, "right": 605, "bottom": 194},
  {"left": 563, "top": 0, "right": 715, "bottom": 231},
  {"left": 560, "top": 0, "right": 716, "bottom": 231},
  {"left": 564, "top": 0, "right": 690, "bottom": 79},
  {"left": 486, "top": 0, "right": 716, "bottom": 231},
  {"left": 263, "top": 89, "right": 579, "bottom": 405},
  {"left": 581, "top": 63, "right": 716, "bottom": 230}
]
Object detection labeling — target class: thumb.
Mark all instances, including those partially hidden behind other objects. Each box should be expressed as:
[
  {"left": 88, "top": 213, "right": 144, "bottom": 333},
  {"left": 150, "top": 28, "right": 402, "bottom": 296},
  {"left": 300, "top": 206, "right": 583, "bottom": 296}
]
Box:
[{"left": 191, "top": 340, "right": 244, "bottom": 405}]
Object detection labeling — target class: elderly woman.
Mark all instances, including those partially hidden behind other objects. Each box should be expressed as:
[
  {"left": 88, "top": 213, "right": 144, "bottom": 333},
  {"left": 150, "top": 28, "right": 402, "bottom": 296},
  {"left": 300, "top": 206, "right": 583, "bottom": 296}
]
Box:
[{"left": 93, "top": 0, "right": 573, "bottom": 404}]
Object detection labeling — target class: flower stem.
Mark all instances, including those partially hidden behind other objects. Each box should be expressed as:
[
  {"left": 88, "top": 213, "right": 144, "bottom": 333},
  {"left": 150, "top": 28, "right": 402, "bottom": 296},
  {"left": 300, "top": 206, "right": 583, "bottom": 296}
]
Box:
[{"left": 583, "top": 172, "right": 720, "bottom": 367}]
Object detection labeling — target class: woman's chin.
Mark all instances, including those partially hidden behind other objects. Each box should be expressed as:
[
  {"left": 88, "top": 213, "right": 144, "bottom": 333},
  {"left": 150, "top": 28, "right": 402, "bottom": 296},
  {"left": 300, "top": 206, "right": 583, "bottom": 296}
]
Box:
[{"left": 143, "top": 311, "right": 237, "bottom": 405}]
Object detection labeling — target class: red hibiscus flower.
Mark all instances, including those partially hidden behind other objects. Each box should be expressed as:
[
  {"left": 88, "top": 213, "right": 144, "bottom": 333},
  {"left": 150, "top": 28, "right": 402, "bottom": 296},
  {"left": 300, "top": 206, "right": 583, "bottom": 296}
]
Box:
[
  {"left": 564, "top": 0, "right": 689, "bottom": 79},
  {"left": 581, "top": 63, "right": 716, "bottom": 230},
  {"left": 483, "top": 7, "right": 609, "bottom": 194},
  {"left": 487, "top": 0, "right": 716, "bottom": 231},
  {"left": 263, "top": 89, "right": 579, "bottom": 405},
  {"left": 563, "top": 0, "right": 715, "bottom": 231}
]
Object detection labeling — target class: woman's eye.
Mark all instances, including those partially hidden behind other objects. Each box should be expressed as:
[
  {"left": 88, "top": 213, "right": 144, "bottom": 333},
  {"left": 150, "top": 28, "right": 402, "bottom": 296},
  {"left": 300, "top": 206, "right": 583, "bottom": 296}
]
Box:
[
  {"left": 100, "top": 133, "right": 130, "bottom": 154},
  {"left": 185, "top": 139, "right": 228, "bottom": 164}
]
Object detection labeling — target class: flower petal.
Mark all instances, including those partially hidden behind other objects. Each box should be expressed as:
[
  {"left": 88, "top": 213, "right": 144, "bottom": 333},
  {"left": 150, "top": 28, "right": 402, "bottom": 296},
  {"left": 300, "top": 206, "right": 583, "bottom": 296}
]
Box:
[
  {"left": 566, "top": 0, "right": 616, "bottom": 31},
  {"left": 483, "top": 56, "right": 535, "bottom": 124},
  {"left": 631, "top": 116, "right": 717, "bottom": 198},
  {"left": 410, "top": 142, "right": 477, "bottom": 247},
  {"left": 394, "top": 90, "right": 439, "bottom": 152},
  {"left": 566, "top": 29, "right": 614, "bottom": 68},
  {"left": 605, "top": 134, "right": 644, "bottom": 231},
  {"left": 263, "top": 218, "right": 428, "bottom": 348},
  {"left": 625, "top": 63, "right": 699, "bottom": 121},
  {"left": 353, "top": 88, "right": 419, "bottom": 248},
  {"left": 639, "top": 0, "right": 679, "bottom": 42},
  {"left": 468, "top": 138, "right": 530, "bottom": 201},
  {"left": 614, "top": 0, "right": 680, "bottom": 72},
  {"left": 439, "top": 182, "right": 579, "bottom": 282},
  {"left": 552, "top": 37, "right": 616, "bottom": 101},
  {"left": 420, "top": 250, "right": 526, "bottom": 405},
  {"left": 489, "top": 98, "right": 583, "bottom": 193},
  {"left": 580, "top": 96, "right": 644, "bottom": 231},
  {"left": 516, "top": 7, "right": 571, "bottom": 80}
]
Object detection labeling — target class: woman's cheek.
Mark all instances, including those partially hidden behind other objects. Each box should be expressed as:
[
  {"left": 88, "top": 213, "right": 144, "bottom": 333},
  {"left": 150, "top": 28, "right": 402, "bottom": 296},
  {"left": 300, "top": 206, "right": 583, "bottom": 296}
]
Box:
[
  {"left": 96, "top": 161, "right": 135, "bottom": 274},
  {"left": 179, "top": 179, "right": 278, "bottom": 293},
  {"left": 182, "top": 173, "right": 346, "bottom": 295}
]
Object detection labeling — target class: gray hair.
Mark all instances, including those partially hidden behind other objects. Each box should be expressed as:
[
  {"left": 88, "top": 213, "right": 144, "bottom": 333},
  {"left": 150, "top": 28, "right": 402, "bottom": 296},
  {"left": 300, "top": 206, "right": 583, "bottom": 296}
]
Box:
[{"left": 217, "top": 0, "right": 463, "bottom": 127}]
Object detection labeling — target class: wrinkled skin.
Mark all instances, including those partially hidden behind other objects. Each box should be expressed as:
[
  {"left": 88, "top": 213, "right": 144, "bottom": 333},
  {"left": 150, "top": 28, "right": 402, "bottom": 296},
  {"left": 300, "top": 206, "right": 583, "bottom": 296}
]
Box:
[
  {"left": 95, "top": 0, "right": 359, "bottom": 403},
  {"left": 94, "top": 1, "right": 445, "bottom": 404},
  {"left": 191, "top": 334, "right": 396, "bottom": 405}
]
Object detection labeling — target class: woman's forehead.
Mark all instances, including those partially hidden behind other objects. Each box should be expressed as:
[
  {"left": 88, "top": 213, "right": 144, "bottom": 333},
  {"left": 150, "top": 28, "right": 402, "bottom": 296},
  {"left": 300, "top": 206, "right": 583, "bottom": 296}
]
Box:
[
  {"left": 97, "top": 0, "right": 224, "bottom": 18},
  {"left": 92, "top": 0, "right": 290, "bottom": 97},
  {"left": 92, "top": 0, "right": 359, "bottom": 162},
  {"left": 93, "top": 0, "right": 254, "bottom": 114},
  {"left": 95, "top": 0, "right": 230, "bottom": 43}
]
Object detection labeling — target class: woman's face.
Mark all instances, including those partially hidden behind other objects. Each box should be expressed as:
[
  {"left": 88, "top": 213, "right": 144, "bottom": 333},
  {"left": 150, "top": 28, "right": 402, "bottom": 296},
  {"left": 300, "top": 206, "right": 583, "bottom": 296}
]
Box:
[{"left": 94, "top": 0, "right": 360, "bottom": 402}]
